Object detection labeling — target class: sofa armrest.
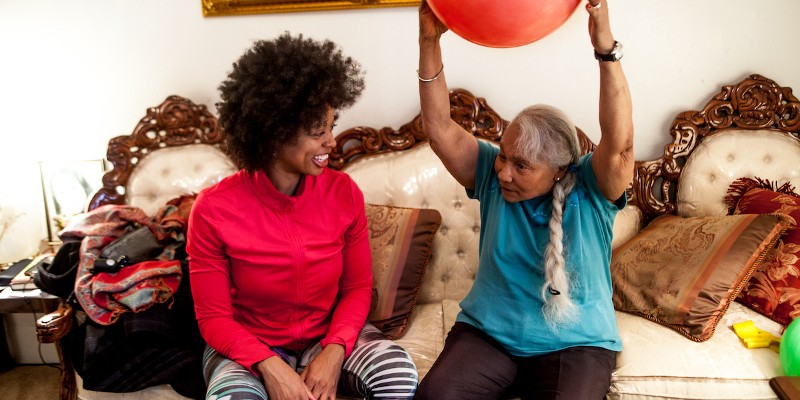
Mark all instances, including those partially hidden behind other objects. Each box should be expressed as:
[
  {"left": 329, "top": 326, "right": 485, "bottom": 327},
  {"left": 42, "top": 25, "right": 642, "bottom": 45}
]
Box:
[
  {"left": 611, "top": 204, "right": 644, "bottom": 250},
  {"left": 36, "top": 302, "right": 73, "bottom": 343},
  {"left": 36, "top": 302, "right": 78, "bottom": 400}
]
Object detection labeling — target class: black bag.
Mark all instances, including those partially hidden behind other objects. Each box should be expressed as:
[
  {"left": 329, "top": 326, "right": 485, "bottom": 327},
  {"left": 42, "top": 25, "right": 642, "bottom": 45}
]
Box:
[
  {"left": 91, "top": 226, "right": 162, "bottom": 273},
  {"left": 34, "top": 240, "right": 81, "bottom": 300}
]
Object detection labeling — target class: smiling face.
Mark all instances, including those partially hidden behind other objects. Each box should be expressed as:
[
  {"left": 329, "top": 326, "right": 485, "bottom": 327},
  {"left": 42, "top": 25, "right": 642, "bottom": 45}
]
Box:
[
  {"left": 268, "top": 107, "right": 337, "bottom": 195},
  {"left": 494, "top": 123, "right": 564, "bottom": 203}
]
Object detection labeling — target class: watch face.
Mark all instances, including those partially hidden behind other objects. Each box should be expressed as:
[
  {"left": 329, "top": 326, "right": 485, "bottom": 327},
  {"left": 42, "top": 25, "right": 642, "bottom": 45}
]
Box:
[{"left": 612, "top": 41, "right": 623, "bottom": 59}]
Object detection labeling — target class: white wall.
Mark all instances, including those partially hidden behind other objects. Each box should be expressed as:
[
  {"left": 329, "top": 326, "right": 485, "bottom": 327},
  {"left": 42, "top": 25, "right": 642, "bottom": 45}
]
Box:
[{"left": 1, "top": 0, "right": 799, "bottom": 261}]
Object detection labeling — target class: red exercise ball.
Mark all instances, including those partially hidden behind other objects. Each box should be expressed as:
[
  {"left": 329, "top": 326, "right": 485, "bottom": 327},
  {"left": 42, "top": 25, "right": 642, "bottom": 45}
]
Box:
[{"left": 428, "top": 0, "right": 582, "bottom": 48}]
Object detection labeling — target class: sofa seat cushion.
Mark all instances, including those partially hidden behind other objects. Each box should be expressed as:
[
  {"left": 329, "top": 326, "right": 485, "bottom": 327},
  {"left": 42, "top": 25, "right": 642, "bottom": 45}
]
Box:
[
  {"left": 610, "top": 302, "right": 782, "bottom": 400},
  {"left": 74, "top": 299, "right": 445, "bottom": 400},
  {"left": 394, "top": 302, "right": 445, "bottom": 379},
  {"left": 77, "top": 375, "right": 191, "bottom": 399},
  {"left": 440, "top": 300, "right": 782, "bottom": 399},
  {"left": 77, "top": 379, "right": 365, "bottom": 400}
]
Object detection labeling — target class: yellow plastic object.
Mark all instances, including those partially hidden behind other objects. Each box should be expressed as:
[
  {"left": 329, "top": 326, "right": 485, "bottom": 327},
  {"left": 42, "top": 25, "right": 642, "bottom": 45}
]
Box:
[{"left": 733, "top": 320, "right": 781, "bottom": 352}]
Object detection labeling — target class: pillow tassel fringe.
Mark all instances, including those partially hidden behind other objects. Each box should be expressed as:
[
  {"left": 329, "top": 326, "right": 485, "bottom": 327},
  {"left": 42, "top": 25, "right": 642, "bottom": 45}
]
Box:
[{"left": 725, "top": 177, "right": 799, "bottom": 215}]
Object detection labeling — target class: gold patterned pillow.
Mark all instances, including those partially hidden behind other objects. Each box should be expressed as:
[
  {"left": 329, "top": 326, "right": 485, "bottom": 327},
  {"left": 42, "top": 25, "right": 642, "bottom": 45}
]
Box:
[
  {"left": 365, "top": 204, "right": 441, "bottom": 339},
  {"left": 611, "top": 213, "right": 788, "bottom": 341}
]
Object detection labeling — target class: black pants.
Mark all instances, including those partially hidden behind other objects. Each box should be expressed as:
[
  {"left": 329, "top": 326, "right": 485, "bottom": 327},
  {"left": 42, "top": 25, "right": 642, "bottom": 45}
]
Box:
[{"left": 415, "top": 322, "right": 616, "bottom": 400}]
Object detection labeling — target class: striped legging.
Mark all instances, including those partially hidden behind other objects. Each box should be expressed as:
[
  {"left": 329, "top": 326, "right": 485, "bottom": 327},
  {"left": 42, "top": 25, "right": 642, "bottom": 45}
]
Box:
[{"left": 203, "top": 323, "right": 417, "bottom": 399}]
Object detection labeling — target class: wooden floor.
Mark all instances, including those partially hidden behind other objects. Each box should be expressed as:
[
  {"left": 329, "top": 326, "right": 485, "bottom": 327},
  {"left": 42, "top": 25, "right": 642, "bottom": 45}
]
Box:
[{"left": 0, "top": 364, "right": 60, "bottom": 399}]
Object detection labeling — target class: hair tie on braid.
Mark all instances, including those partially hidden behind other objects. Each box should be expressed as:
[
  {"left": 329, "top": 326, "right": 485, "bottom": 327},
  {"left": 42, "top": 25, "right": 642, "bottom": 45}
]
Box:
[{"left": 549, "top": 287, "right": 561, "bottom": 296}]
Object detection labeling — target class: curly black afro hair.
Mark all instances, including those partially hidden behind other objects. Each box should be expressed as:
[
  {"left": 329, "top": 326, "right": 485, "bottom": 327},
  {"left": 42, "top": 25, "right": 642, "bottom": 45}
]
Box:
[{"left": 217, "top": 32, "right": 365, "bottom": 172}]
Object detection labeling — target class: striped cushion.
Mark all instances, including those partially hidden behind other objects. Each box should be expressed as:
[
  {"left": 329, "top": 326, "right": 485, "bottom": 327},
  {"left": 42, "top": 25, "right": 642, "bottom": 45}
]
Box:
[
  {"left": 365, "top": 204, "right": 442, "bottom": 339},
  {"left": 610, "top": 214, "right": 789, "bottom": 341}
]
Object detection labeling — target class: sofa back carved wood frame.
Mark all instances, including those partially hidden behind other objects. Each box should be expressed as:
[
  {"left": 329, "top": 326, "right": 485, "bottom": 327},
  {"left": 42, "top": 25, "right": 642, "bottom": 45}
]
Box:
[
  {"left": 36, "top": 73, "right": 798, "bottom": 400},
  {"left": 632, "top": 74, "right": 800, "bottom": 221}
]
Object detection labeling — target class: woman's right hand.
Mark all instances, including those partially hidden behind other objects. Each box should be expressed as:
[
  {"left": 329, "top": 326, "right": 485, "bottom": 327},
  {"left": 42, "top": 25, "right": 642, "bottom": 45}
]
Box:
[
  {"left": 257, "top": 356, "right": 317, "bottom": 400},
  {"left": 419, "top": 1, "right": 448, "bottom": 41}
]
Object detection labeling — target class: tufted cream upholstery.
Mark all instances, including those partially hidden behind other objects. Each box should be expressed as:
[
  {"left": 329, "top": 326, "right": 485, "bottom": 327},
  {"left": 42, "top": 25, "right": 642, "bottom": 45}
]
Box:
[
  {"left": 344, "top": 143, "right": 481, "bottom": 307},
  {"left": 126, "top": 144, "right": 237, "bottom": 216},
  {"left": 676, "top": 129, "right": 800, "bottom": 218}
]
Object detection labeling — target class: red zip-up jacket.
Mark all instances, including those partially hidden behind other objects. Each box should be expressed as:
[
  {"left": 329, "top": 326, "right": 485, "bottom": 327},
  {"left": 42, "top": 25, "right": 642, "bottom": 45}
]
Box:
[{"left": 187, "top": 168, "right": 372, "bottom": 374}]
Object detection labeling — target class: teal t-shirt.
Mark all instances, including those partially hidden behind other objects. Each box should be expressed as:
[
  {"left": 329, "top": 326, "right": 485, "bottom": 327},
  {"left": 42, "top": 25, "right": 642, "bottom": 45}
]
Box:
[{"left": 457, "top": 140, "right": 624, "bottom": 357}]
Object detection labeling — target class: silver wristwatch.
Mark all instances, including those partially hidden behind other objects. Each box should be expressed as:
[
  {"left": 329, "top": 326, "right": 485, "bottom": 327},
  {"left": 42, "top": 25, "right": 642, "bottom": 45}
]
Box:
[{"left": 594, "top": 41, "right": 623, "bottom": 62}]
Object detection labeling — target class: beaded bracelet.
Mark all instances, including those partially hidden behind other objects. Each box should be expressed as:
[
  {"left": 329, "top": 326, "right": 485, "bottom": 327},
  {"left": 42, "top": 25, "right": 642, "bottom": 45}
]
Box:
[{"left": 417, "top": 64, "right": 444, "bottom": 83}]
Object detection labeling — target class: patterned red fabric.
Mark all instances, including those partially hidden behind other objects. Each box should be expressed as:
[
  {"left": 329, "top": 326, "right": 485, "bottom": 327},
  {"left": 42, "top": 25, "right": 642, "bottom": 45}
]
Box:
[
  {"left": 726, "top": 177, "right": 800, "bottom": 326},
  {"left": 91, "top": 260, "right": 181, "bottom": 318},
  {"left": 60, "top": 198, "right": 194, "bottom": 325}
]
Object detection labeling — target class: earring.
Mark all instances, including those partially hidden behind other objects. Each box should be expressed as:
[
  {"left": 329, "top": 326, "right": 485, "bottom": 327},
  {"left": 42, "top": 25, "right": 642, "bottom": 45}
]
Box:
[{"left": 554, "top": 177, "right": 562, "bottom": 182}]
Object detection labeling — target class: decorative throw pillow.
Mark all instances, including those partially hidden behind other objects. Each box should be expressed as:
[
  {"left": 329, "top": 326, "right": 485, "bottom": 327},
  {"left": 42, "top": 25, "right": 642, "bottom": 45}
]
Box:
[
  {"left": 611, "top": 213, "right": 788, "bottom": 341},
  {"left": 725, "top": 177, "right": 800, "bottom": 326},
  {"left": 364, "top": 204, "right": 442, "bottom": 339}
]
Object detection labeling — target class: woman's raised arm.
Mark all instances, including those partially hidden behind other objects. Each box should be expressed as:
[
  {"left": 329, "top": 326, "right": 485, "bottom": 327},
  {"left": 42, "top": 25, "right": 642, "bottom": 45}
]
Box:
[
  {"left": 418, "top": 2, "right": 479, "bottom": 190},
  {"left": 585, "top": 0, "right": 635, "bottom": 201}
]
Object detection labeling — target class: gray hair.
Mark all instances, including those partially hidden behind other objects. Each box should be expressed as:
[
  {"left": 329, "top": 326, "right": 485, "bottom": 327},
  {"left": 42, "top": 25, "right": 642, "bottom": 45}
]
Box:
[{"left": 510, "top": 104, "right": 581, "bottom": 329}]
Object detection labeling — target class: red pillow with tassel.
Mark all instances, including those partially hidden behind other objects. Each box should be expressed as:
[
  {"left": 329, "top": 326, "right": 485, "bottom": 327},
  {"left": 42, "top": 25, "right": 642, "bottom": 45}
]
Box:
[{"left": 725, "top": 177, "right": 800, "bottom": 326}]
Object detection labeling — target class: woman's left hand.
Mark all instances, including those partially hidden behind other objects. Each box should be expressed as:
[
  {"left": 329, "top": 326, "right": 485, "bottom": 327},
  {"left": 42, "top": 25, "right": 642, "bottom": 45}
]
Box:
[
  {"left": 585, "top": 0, "right": 615, "bottom": 54},
  {"left": 300, "top": 344, "right": 345, "bottom": 400}
]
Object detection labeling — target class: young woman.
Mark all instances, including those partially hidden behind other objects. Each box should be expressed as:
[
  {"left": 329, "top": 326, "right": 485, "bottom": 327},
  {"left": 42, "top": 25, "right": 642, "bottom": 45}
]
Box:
[{"left": 188, "top": 33, "right": 418, "bottom": 400}]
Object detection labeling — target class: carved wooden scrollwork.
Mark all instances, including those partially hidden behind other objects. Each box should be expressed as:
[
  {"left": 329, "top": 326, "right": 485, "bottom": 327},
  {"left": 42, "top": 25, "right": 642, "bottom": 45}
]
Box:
[
  {"left": 88, "top": 95, "right": 228, "bottom": 210},
  {"left": 631, "top": 74, "right": 800, "bottom": 220},
  {"left": 330, "top": 88, "right": 596, "bottom": 171},
  {"left": 328, "top": 122, "right": 425, "bottom": 170},
  {"left": 330, "top": 88, "right": 508, "bottom": 170},
  {"left": 447, "top": 88, "right": 507, "bottom": 142}
]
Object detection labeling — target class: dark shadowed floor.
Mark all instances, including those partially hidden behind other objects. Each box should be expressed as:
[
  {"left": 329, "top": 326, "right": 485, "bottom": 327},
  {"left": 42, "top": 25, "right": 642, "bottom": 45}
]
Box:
[{"left": 0, "top": 364, "right": 60, "bottom": 399}]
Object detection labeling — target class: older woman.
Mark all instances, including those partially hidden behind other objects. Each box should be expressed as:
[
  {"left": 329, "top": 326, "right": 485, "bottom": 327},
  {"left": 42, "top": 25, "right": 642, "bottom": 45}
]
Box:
[
  {"left": 187, "top": 33, "right": 418, "bottom": 400},
  {"left": 414, "top": 1, "right": 634, "bottom": 399}
]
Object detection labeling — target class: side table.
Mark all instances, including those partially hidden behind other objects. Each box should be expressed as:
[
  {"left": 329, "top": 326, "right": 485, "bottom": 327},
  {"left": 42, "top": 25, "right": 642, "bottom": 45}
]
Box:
[{"left": 0, "top": 287, "right": 60, "bottom": 370}]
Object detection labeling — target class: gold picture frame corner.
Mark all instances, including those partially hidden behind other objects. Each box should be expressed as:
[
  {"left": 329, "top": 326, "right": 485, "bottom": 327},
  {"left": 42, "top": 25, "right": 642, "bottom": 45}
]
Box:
[{"left": 202, "top": 0, "right": 421, "bottom": 17}]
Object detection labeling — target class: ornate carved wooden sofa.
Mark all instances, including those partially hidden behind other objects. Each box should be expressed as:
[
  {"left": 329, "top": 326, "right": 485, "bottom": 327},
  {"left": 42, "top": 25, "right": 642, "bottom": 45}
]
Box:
[{"left": 38, "top": 74, "right": 797, "bottom": 399}]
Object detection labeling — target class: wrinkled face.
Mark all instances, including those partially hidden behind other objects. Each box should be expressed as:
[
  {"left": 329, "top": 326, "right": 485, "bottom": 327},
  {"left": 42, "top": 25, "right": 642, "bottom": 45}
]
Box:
[
  {"left": 275, "top": 107, "right": 337, "bottom": 177},
  {"left": 494, "top": 124, "right": 563, "bottom": 203}
]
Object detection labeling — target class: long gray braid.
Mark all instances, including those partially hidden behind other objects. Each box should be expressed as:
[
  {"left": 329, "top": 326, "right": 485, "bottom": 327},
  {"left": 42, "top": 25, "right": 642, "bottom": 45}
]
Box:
[{"left": 511, "top": 105, "right": 582, "bottom": 329}]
